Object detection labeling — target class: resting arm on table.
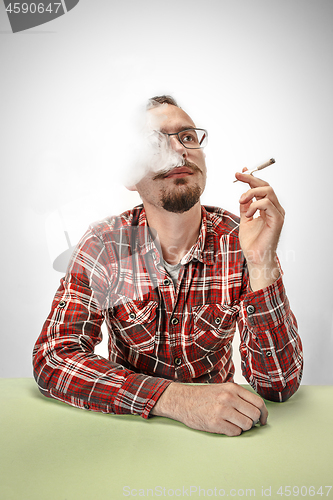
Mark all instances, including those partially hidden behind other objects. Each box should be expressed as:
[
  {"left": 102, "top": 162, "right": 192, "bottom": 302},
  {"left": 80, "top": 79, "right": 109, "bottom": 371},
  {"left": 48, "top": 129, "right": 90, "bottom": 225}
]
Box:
[{"left": 32, "top": 228, "right": 171, "bottom": 419}]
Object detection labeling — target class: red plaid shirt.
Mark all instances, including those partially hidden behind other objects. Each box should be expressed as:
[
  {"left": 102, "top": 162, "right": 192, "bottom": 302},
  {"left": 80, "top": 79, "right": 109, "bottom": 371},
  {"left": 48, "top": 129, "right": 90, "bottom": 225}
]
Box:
[{"left": 33, "top": 205, "right": 303, "bottom": 418}]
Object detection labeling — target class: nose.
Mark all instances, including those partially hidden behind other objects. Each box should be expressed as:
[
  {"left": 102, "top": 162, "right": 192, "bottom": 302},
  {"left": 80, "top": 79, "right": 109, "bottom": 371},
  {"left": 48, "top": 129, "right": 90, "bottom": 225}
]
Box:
[{"left": 169, "top": 135, "right": 188, "bottom": 158}]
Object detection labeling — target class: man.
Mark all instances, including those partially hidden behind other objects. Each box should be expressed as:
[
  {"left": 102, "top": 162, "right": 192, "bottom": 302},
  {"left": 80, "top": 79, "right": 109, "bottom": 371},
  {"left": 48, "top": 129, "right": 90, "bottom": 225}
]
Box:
[{"left": 33, "top": 95, "right": 303, "bottom": 436}]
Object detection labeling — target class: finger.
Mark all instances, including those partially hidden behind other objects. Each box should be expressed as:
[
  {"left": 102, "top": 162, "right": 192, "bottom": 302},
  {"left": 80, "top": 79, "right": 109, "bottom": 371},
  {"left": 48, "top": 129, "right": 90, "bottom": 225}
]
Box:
[
  {"left": 235, "top": 171, "right": 269, "bottom": 188},
  {"left": 239, "top": 186, "right": 274, "bottom": 203},
  {"left": 239, "top": 197, "right": 254, "bottom": 222},
  {"left": 252, "top": 418, "right": 260, "bottom": 428},
  {"left": 215, "top": 418, "right": 243, "bottom": 436},
  {"left": 233, "top": 400, "right": 262, "bottom": 431},
  {"left": 244, "top": 198, "right": 285, "bottom": 224},
  {"left": 235, "top": 386, "right": 268, "bottom": 425},
  {"left": 260, "top": 407, "right": 268, "bottom": 425},
  {"left": 222, "top": 406, "right": 254, "bottom": 433},
  {"left": 239, "top": 186, "right": 284, "bottom": 212},
  {"left": 218, "top": 386, "right": 267, "bottom": 431}
]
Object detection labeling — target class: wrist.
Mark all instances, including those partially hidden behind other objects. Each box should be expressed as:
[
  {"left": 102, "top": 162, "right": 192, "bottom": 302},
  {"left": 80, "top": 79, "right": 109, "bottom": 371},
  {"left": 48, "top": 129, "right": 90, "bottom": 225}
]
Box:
[
  {"left": 151, "top": 382, "right": 194, "bottom": 419},
  {"left": 151, "top": 382, "right": 179, "bottom": 417},
  {"left": 247, "top": 261, "right": 280, "bottom": 292}
]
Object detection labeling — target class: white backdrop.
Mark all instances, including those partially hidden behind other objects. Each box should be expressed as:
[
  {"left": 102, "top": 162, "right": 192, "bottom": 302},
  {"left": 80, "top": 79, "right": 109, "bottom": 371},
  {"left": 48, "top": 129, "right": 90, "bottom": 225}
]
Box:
[{"left": 1, "top": 0, "right": 332, "bottom": 383}]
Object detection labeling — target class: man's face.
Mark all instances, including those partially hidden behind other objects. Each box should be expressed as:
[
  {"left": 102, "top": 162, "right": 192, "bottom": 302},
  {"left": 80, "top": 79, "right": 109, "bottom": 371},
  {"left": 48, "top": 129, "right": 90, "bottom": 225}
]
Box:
[{"left": 133, "top": 104, "right": 207, "bottom": 214}]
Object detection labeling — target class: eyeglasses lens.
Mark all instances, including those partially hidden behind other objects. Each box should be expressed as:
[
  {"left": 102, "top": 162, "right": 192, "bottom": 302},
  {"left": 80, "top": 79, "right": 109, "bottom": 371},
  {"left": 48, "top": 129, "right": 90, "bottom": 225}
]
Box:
[{"left": 179, "top": 129, "right": 208, "bottom": 149}]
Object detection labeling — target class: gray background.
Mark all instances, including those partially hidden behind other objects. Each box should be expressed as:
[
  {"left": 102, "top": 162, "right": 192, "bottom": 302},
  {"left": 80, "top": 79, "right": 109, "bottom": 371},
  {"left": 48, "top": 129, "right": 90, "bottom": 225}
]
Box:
[{"left": 1, "top": 0, "right": 332, "bottom": 383}]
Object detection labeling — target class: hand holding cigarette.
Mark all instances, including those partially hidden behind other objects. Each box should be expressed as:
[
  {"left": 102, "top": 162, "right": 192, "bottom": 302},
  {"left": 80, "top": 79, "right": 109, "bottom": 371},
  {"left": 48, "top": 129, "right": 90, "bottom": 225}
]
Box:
[
  {"left": 233, "top": 158, "right": 275, "bottom": 183},
  {"left": 236, "top": 156, "right": 284, "bottom": 291}
]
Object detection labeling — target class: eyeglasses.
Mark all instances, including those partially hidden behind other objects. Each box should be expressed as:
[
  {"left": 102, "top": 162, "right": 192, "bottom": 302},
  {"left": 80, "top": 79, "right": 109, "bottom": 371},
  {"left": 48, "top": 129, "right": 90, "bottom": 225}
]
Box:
[{"left": 161, "top": 128, "right": 208, "bottom": 149}]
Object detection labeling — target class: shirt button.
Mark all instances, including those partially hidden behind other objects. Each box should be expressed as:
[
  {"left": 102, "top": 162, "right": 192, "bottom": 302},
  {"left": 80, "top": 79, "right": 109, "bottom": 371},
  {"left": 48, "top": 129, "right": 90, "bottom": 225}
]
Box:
[
  {"left": 215, "top": 317, "right": 221, "bottom": 325},
  {"left": 163, "top": 279, "right": 171, "bottom": 286},
  {"left": 58, "top": 300, "right": 67, "bottom": 308},
  {"left": 174, "top": 357, "right": 182, "bottom": 366},
  {"left": 266, "top": 351, "right": 272, "bottom": 357},
  {"left": 84, "top": 403, "right": 90, "bottom": 410},
  {"left": 129, "top": 312, "right": 136, "bottom": 320},
  {"left": 171, "top": 317, "right": 179, "bottom": 325},
  {"left": 246, "top": 305, "right": 256, "bottom": 314}
]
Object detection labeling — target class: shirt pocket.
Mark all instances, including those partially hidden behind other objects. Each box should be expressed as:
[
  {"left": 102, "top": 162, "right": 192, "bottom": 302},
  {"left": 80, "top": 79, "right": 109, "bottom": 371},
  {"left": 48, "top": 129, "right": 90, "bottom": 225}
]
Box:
[
  {"left": 191, "top": 303, "right": 240, "bottom": 353},
  {"left": 111, "top": 298, "right": 159, "bottom": 353}
]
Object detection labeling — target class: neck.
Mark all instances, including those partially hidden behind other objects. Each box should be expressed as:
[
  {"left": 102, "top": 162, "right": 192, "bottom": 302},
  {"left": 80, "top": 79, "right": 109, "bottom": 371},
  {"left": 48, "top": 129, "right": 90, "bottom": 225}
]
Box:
[{"left": 143, "top": 201, "right": 202, "bottom": 265}]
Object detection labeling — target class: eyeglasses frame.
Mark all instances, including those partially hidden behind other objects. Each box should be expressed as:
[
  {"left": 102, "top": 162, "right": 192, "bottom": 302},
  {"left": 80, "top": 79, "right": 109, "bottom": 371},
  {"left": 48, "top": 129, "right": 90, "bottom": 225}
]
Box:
[{"left": 160, "top": 128, "right": 208, "bottom": 149}]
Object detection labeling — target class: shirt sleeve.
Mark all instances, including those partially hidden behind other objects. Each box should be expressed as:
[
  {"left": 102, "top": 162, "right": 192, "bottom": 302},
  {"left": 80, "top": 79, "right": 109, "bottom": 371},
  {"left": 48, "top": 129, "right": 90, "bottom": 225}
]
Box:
[
  {"left": 237, "top": 269, "right": 303, "bottom": 402},
  {"left": 32, "top": 227, "right": 171, "bottom": 419}
]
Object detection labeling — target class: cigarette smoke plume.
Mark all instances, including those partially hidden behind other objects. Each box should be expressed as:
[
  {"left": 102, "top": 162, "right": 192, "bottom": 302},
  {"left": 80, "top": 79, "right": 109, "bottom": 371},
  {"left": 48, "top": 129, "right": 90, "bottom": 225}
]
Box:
[{"left": 121, "top": 102, "right": 185, "bottom": 188}]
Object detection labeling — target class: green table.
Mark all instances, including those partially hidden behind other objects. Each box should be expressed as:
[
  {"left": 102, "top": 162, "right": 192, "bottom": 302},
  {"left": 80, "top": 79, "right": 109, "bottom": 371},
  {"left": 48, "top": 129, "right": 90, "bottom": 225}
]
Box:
[{"left": 1, "top": 379, "right": 332, "bottom": 500}]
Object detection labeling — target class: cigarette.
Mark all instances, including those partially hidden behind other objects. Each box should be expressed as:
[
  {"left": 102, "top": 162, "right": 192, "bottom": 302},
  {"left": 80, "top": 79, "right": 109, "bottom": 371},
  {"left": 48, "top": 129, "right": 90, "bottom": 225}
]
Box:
[{"left": 233, "top": 158, "right": 275, "bottom": 183}]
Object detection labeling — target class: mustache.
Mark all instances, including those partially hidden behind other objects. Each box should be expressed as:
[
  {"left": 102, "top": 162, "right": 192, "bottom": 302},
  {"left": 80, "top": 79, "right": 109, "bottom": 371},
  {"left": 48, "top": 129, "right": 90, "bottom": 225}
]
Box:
[{"left": 152, "top": 160, "right": 202, "bottom": 180}]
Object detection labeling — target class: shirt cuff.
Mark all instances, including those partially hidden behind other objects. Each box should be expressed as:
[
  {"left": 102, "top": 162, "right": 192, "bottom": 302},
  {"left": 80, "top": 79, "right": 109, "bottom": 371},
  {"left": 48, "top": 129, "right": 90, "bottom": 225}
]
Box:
[
  {"left": 113, "top": 373, "right": 172, "bottom": 419},
  {"left": 241, "top": 275, "right": 290, "bottom": 332}
]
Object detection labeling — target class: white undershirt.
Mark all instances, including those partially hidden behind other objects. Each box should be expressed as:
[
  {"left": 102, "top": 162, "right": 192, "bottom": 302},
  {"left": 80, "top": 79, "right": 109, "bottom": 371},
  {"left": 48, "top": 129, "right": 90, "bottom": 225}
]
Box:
[{"left": 163, "top": 259, "right": 182, "bottom": 287}]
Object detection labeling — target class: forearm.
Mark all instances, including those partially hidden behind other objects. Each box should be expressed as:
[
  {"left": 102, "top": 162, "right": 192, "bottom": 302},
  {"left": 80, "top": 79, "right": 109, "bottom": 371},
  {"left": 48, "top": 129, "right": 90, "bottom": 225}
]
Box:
[
  {"left": 33, "top": 330, "right": 170, "bottom": 417},
  {"left": 240, "top": 324, "right": 303, "bottom": 402},
  {"left": 151, "top": 382, "right": 191, "bottom": 419},
  {"left": 247, "top": 261, "right": 280, "bottom": 292},
  {"left": 239, "top": 276, "right": 303, "bottom": 401},
  {"left": 151, "top": 381, "right": 269, "bottom": 436}
]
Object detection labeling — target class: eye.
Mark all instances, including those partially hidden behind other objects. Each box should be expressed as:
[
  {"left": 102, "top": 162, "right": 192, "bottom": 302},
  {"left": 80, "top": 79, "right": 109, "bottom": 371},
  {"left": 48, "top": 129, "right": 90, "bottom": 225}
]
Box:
[{"left": 180, "top": 130, "right": 198, "bottom": 144}]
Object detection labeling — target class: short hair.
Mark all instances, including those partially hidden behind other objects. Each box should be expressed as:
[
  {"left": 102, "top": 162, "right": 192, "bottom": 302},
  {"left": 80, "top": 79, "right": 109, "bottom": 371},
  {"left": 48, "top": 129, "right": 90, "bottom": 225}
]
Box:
[{"left": 147, "top": 95, "right": 179, "bottom": 109}]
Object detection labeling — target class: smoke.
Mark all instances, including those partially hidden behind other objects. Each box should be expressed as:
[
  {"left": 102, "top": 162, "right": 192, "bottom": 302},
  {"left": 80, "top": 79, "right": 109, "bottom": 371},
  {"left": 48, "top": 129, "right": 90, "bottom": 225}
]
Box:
[{"left": 121, "top": 102, "right": 185, "bottom": 188}]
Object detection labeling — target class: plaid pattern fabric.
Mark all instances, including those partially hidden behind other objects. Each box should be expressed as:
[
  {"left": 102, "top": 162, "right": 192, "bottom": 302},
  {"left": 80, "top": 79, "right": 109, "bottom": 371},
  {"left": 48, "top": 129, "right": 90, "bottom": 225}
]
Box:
[{"left": 33, "top": 205, "right": 303, "bottom": 418}]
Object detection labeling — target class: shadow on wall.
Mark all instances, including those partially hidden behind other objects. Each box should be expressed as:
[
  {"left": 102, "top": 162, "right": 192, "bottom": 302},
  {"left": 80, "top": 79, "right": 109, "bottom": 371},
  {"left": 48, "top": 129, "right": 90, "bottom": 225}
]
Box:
[{"left": 53, "top": 244, "right": 76, "bottom": 272}]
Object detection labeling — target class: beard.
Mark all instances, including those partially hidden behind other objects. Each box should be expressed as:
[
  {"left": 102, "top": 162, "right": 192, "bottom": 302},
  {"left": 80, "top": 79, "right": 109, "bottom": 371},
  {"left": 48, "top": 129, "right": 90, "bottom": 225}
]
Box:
[
  {"left": 151, "top": 160, "right": 205, "bottom": 213},
  {"left": 161, "top": 179, "right": 202, "bottom": 213}
]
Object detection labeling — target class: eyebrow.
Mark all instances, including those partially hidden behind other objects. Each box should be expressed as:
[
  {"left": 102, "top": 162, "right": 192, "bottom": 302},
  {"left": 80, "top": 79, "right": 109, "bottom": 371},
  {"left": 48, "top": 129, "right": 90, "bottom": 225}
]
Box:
[{"left": 160, "top": 125, "right": 196, "bottom": 134}]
